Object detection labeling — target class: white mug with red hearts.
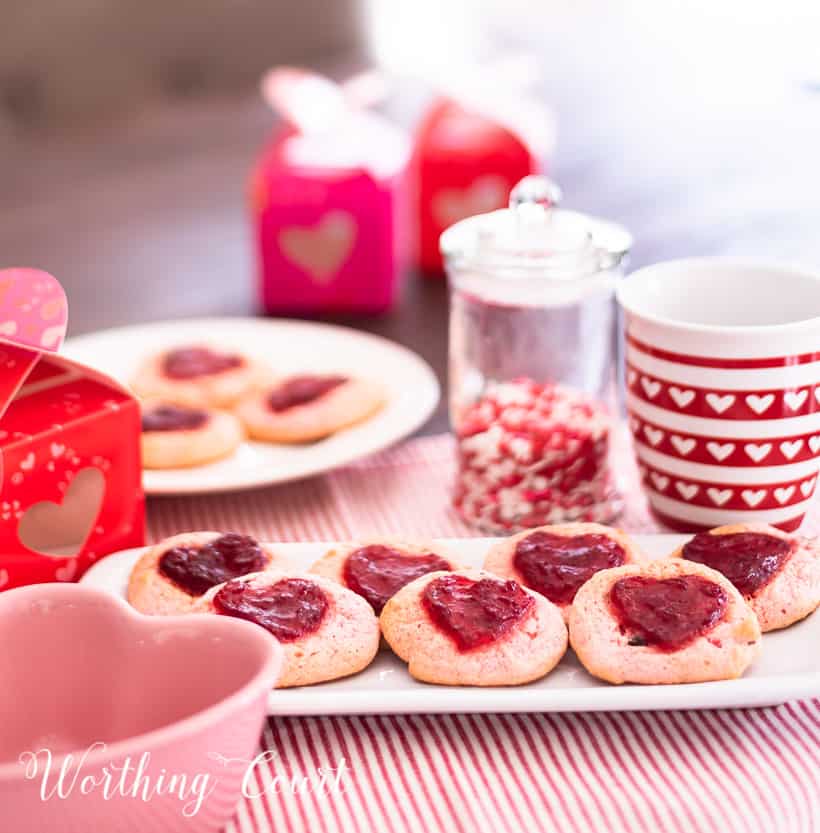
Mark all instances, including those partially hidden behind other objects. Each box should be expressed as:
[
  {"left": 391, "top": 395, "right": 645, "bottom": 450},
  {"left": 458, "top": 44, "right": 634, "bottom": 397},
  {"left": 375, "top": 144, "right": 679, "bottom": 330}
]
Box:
[{"left": 617, "top": 258, "right": 820, "bottom": 531}]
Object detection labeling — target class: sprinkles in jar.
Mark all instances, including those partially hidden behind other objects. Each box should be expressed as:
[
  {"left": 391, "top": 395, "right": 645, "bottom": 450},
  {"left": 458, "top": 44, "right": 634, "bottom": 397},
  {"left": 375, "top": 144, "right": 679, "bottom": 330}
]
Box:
[{"left": 441, "top": 176, "right": 631, "bottom": 532}]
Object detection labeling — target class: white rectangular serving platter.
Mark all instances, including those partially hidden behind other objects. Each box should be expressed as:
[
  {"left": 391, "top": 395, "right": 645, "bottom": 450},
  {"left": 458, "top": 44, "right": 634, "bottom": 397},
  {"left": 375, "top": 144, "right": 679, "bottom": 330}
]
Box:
[{"left": 80, "top": 536, "right": 820, "bottom": 715}]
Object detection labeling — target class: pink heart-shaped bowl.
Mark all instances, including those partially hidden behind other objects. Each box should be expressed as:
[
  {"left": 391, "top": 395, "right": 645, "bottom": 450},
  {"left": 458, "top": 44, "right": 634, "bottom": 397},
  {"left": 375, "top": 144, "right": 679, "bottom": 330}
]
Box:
[{"left": 0, "top": 583, "right": 283, "bottom": 833}]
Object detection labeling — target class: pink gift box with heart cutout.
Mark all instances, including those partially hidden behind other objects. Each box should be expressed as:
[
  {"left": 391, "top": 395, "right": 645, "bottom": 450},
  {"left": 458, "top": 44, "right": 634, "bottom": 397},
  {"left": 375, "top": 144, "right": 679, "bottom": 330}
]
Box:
[
  {"left": 0, "top": 268, "right": 145, "bottom": 591},
  {"left": 250, "top": 115, "right": 410, "bottom": 315}
]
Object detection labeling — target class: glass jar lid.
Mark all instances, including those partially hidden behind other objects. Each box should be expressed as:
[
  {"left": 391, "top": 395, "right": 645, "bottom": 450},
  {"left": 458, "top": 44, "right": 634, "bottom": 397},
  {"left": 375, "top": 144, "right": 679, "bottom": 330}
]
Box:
[{"left": 440, "top": 175, "right": 632, "bottom": 279}]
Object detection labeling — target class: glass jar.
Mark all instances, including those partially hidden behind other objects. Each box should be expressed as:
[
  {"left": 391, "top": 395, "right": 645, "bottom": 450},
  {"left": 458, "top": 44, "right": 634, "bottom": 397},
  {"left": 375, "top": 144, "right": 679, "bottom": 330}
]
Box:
[{"left": 441, "top": 175, "right": 632, "bottom": 533}]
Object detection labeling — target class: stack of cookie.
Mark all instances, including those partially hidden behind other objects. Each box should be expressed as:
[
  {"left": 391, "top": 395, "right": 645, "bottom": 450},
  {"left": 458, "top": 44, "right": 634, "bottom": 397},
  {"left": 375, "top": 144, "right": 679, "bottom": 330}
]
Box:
[
  {"left": 132, "top": 344, "right": 385, "bottom": 469},
  {"left": 126, "top": 522, "right": 820, "bottom": 689}
]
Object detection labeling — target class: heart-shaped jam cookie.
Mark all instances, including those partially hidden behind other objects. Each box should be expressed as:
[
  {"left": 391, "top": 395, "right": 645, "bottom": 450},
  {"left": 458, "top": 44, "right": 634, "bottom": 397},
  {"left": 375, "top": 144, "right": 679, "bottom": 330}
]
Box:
[
  {"left": 141, "top": 403, "right": 209, "bottom": 432},
  {"left": 609, "top": 575, "right": 728, "bottom": 651},
  {"left": 422, "top": 574, "right": 534, "bottom": 652},
  {"left": 682, "top": 532, "right": 793, "bottom": 597},
  {"left": 159, "top": 533, "right": 269, "bottom": 596},
  {"left": 514, "top": 531, "right": 626, "bottom": 605},
  {"left": 213, "top": 577, "right": 329, "bottom": 642},
  {"left": 343, "top": 545, "right": 452, "bottom": 613},
  {"left": 267, "top": 375, "right": 347, "bottom": 412},
  {"left": 162, "top": 347, "right": 243, "bottom": 380}
]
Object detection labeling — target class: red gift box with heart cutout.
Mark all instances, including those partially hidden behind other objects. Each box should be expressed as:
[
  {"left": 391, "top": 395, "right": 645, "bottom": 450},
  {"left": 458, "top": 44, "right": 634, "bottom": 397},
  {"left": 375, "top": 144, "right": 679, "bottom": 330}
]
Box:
[
  {"left": 251, "top": 113, "right": 410, "bottom": 315},
  {"left": 0, "top": 268, "right": 144, "bottom": 591},
  {"left": 411, "top": 96, "right": 551, "bottom": 275}
]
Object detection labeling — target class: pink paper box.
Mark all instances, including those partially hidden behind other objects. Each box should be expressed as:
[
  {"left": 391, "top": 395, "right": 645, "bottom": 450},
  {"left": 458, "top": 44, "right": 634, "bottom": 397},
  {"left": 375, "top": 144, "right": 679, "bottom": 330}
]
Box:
[
  {"left": 0, "top": 268, "right": 145, "bottom": 591},
  {"left": 251, "top": 119, "right": 409, "bottom": 316}
]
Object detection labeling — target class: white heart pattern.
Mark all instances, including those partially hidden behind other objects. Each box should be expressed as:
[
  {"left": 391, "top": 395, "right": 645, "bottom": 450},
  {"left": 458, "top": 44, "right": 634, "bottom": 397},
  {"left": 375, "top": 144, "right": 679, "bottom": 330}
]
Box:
[
  {"left": 668, "top": 387, "right": 695, "bottom": 408},
  {"left": 41, "top": 325, "right": 65, "bottom": 349},
  {"left": 784, "top": 389, "right": 808, "bottom": 411},
  {"left": 746, "top": 393, "right": 775, "bottom": 415},
  {"left": 55, "top": 559, "right": 77, "bottom": 582},
  {"left": 650, "top": 472, "right": 670, "bottom": 492},
  {"left": 670, "top": 435, "right": 696, "bottom": 456},
  {"left": 20, "top": 452, "right": 35, "bottom": 471},
  {"left": 810, "top": 436, "right": 820, "bottom": 455},
  {"left": 707, "top": 488, "right": 733, "bottom": 507},
  {"left": 641, "top": 377, "right": 661, "bottom": 399},
  {"left": 0, "top": 320, "right": 18, "bottom": 337},
  {"left": 629, "top": 417, "right": 641, "bottom": 434},
  {"left": 643, "top": 426, "right": 665, "bottom": 447},
  {"left": 780, "top": 439, "right": 804, "bottom": 460},
  {"left": 801, "top": 478, "right": 817, "bottom": 498},
  {"left": 627, "top": 369, "right": 638, "bottom": 387},
  {"left": 706, "top": 441, "right": 735, "bottom": 462},
  {"left": 774, "top": 486, "right": 796, "bottom": 505},
  {"left": 675, "top": 482, "right": 699, "bottom": 501},
  {"left": 741, "top": 489, "right": 767, "bottom": 508},
  {"left": 706, "top": 393, "right": 736, "bottom": 414},
  {"left": 744, "top": 443, "right": 772, "bottom": 463}
]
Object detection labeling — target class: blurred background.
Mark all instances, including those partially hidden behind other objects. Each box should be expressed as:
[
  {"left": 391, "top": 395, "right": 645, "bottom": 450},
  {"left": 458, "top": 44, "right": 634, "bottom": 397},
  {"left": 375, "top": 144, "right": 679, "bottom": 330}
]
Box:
[{"left": 1, "top": 0, "right": 819, "bottom": 431}]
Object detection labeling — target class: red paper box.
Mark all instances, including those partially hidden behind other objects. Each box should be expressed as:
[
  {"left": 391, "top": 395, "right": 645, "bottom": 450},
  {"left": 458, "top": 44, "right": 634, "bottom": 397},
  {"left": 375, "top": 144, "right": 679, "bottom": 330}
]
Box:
[
  {"left": 0, "top": 268, "right": 144, "bottom": 591},
  {"left": 412, "top": 97, "right": 541, "bottom": 275}
]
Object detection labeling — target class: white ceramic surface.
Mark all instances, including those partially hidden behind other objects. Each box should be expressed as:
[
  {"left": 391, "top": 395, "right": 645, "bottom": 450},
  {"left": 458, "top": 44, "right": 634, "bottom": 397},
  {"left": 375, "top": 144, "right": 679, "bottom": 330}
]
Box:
[
  {"left": 81, "top": 535, "right": 820, "bottom": 715},
  {"left": 63, "top": 318, "right": 440, "bottom": 495}
]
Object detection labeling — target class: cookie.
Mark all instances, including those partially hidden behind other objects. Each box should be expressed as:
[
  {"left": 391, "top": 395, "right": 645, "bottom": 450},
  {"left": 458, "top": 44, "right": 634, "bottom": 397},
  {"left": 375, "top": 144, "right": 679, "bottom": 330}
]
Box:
[
  {"left": 380, "top": 569, "right": 567, "bottom": 686},
  {"left": 235, "top": 374, "right": 385, "bottom": 443},
  {"left": 483, "top": 523, "right": 643, "bottom": 620},
  {"left": 194, "top": 571, "right": 380, "bottom": 688},
  {"left": 127, "top": 531, "right": 289, "bottom": 615},
  {"left": 140, "top": 401, "right": 243, "bottom": 469},
  {"left": 310, "top": 539, "right": 460, "bottom": 613},
  {"left": 673, "top": 523, "right": 820, "bottom": 632},
  {"left": 132, "top": 345, "right": 263, "bottom": 408},
  {"left": 568, "top": 559, "right": 761, "bottom": 685}
]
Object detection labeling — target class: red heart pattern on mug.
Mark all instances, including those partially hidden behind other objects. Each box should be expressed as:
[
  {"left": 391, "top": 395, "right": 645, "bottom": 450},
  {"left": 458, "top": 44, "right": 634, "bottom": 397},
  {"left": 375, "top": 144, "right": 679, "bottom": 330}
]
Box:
[{"left": 626, "top": 333, "right": 820, "bottom": 531}]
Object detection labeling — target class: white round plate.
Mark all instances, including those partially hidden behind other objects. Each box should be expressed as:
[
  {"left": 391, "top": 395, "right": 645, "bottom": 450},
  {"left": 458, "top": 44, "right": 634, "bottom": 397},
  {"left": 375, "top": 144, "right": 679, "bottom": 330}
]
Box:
[{"left": 63, "top": 317, "right": 440, "bottom": 495}]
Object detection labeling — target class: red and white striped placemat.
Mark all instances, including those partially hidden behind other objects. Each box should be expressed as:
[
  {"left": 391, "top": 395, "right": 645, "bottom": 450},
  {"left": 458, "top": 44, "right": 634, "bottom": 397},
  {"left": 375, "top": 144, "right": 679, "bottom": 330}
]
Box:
[{"left": 148, "top": 433, "right": 820, "bottom": 833}]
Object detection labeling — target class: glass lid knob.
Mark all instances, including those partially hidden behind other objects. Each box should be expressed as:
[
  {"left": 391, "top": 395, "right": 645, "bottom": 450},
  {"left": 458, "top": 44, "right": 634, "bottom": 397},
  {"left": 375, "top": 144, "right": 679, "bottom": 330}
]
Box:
[{"left": 509, "top": 175, "right": 562, "bottom": 213}]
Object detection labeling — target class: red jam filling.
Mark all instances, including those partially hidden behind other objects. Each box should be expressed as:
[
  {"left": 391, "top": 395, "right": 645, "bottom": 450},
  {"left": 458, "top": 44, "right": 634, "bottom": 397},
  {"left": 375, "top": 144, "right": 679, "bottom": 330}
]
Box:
[
  {"left": 159, "top": 533, "right": 269, "bottom": 596},
  {"left": 609, "top": 575, "right": 728, "bottom": 652},
  {"left": 513, "top": 531, "right": 625, "bottom": 605},
  {"left": 267, "top": 375, "right": 348, "bottom": 412},
  {"left": 343, "top": 545, "right": 452, "bottom": 613},
  {"left": 213, "top": 577, "right": 329, "bottom": 642},
  {"left": 141, "top": 403, "right": 209, "bottom": 432},
  {"left": 421, "top": 574, "right": 534, "bottom": 652},
  {"left": 681, "top": 532, "right": 793, "bottom": 597},
  {"left": 162, "top": 347, "right": 243, "bottom": 380}
]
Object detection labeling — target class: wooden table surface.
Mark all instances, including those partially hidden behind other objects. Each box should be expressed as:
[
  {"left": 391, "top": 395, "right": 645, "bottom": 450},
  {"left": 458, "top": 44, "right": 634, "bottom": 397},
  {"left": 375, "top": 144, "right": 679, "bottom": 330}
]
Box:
[{"left": 2, "top": 10, "right": 818, "bottom": 436}]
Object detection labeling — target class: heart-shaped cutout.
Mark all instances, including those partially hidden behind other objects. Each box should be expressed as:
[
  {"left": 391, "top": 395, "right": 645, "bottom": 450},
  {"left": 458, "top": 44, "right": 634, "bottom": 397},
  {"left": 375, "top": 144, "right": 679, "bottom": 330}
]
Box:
[
  {"left": 682, "top": 531, "right": 793, "bottom": 596},
  {"left": 609, "top": 574, "right": 728, "bottom": 651},
  {"left": 17, "top": 467, "right": 104, "bottom": 557},
  {"left": 432, "top": 175, "right": 509, "bottom": 229},
  {"left": 422, "top": 574, "right": 534, "bottom": 651},
  {"left": 278, "top": 211, "right": 357, "bottom": 284},
  {"left": 213, "top": 577, "right": 329, "bottom": 642},
  {"left": 343, "top": 545, "right": 452, "bottom": 613}
]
